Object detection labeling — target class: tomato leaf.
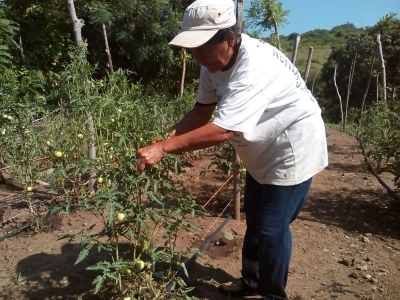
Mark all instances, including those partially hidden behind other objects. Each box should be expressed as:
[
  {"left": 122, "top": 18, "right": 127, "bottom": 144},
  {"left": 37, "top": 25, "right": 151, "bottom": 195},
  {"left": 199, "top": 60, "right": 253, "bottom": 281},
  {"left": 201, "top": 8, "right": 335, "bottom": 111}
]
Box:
[
  {"left": 92, "top": 275, "right": 105, "bottom": 294},
  {"left": 75, "top": 247, "right": 90, "bottom": 265}
]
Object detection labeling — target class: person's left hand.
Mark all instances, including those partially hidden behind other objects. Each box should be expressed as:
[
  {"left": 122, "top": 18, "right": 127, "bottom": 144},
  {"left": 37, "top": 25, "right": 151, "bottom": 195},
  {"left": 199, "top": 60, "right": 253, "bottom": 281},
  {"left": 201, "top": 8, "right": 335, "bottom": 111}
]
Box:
[{"left": 136, "top": 142, "right": 166, "bottom": 171}]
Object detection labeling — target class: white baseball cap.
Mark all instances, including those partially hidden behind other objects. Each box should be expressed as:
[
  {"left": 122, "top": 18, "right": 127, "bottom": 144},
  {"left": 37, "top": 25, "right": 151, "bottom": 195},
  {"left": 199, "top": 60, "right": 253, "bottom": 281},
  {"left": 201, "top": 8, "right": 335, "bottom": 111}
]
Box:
[{"left": 169, "top": 0, "right": 236, "bottom": 48}]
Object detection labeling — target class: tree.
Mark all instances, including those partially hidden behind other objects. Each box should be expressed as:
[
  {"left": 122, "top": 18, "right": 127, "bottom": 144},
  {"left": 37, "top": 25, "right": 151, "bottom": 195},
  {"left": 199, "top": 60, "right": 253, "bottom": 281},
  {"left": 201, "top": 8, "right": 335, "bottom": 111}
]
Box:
[
  {"left": 0, "top": 0, "right": 198, "bottom": 94},
  {"left": 3, "top": 0, "right": 74, "bottom": 71},
  {"left": 245, "top": 0, "right": 289, "bottom": 50},
  {"left": 319, "top": 14, "right": 400, "bottom": 123},
  {"left": 87, "top": 1, "right": 114, "bottom": 73},
  {"left": 0, "top": 5, "right": 20, "bottom": 69}
]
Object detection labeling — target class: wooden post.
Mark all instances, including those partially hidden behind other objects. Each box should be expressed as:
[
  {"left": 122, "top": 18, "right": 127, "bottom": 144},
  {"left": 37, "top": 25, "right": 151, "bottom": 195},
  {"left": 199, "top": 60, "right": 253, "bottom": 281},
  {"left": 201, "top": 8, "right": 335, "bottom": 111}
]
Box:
[
  {"left": 303, "top": 46, "right": 313, "bottom": 83},
  {"left": 102, "top": 23, "right": 114, "bottom": 73},
  {"left": 311, "top": 74, "right": 317, "bottom": 94},
  {"left": 333, "top": 66, "right": 344, "bottom": 127},
  {"left": 232, "top": 0, "right": 244, "bottom": 221},
  {"left": 291, "top": 34, "right": 301, "bottom": 64},
  {"left": 180, "top": 49, "right": 186, "bottom": 98},
  {"left": 235, "top": 0, "right": 244, "bottom": 40},
  {"left": 376, "top": 34, "right": 387, "bottom": 101},
  {"left": 344, "top": 53, "right": 357, "bottom": 130},
  {"left": 360, "top": 51, "right": 376, "bottom": 116},
  {"left": 232, "top": 152, "right": 241, "bottom": 221}
]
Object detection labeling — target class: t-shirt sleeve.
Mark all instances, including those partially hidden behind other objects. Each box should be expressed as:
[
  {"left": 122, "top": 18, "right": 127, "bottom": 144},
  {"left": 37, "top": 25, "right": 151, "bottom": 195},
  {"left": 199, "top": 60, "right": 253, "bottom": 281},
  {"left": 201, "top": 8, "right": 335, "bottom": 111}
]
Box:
[
  {"left": 212, "top": 52, "right": 272, "bottom": 133},
  {"left": 196, "top": 66, "right": 216, "bottom": 105}
]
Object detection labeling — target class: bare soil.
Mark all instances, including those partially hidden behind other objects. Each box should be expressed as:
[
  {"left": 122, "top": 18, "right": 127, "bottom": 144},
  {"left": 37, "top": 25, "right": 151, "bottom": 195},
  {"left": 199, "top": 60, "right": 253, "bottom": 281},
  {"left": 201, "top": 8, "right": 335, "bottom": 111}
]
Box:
[{"left": 1, "top": 127, "right": 399, "bottom": 300}]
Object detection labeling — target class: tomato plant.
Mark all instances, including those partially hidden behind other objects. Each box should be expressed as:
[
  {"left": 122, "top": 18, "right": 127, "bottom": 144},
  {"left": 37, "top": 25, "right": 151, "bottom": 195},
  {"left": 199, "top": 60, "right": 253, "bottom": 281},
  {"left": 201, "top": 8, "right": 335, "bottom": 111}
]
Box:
[{"left": 0, "top": 52, "right": 212, "bottom": 299}]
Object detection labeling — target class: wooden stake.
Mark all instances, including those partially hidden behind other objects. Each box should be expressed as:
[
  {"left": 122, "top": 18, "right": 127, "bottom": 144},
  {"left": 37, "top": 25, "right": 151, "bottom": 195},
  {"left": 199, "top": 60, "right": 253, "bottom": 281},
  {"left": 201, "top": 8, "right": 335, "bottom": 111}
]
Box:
[{"left": 303, "top": 46, "right": 314, "bottom": 83}]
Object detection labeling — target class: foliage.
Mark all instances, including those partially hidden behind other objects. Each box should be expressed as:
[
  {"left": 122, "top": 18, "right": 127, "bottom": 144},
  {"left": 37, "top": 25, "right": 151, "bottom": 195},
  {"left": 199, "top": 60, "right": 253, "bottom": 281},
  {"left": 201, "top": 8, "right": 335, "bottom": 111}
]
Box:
[
  {"left": 0, "top": 5, "right": 20, "bottom": 69},
  {"left": 358, "top": 100, "right": 400, "bottom": 189},
  {"left": 246, "top": 0, "right": 289, "bottom": 33},
  {"left": 1, "top": 0, "right": 198, "bottom": 95},
  {"left": 0, "top": 50, "right": 206, "bottom": 298},
  {"left": 317, "top": 14, "right": 400, "bottom": 123},
  {"left": 3, "top": 0, "right": 74, "bottom": 71},
  {"left": 245, "top": 0, "right": 289, "bottom": 48}
]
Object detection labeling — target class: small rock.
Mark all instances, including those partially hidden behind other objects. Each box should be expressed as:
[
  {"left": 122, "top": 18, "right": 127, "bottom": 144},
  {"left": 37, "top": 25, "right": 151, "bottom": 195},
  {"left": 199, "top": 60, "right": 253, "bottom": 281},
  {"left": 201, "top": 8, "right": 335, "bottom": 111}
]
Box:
[
  {"left": 339, "top": 258, "right": 351, "bottom": 267},
  {"left": 372, "top": 278, "right": 379, "bottom": 284},
  {"left": 349, "top": 272, "right": 359, "bottom": 279},
  {"left": 364, "top": 274, "right": 372, "bottom": 281},
  {"left": 356, "top": 264, "right": 368, "bottom": 271},
  {"left": 362, "top": 236, "right": 370, "bottom": 243},
  {"left": 372, "top": 286, "right": 378, "bottom": 291}
]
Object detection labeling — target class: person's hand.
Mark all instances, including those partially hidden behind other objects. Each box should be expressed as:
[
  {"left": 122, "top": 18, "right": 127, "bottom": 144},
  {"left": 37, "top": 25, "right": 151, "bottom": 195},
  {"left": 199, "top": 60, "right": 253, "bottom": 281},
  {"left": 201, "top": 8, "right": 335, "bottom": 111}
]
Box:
[{"left": 136, "top": 142, "right": 166, "bottom": 171}]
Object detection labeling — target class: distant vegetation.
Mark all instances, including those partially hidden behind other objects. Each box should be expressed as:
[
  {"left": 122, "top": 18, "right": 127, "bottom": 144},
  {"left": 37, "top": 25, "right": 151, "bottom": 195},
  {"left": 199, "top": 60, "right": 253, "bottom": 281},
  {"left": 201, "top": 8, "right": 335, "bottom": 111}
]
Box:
[{"left": 278, "top": 23, "right": 365, "bottom": 81}]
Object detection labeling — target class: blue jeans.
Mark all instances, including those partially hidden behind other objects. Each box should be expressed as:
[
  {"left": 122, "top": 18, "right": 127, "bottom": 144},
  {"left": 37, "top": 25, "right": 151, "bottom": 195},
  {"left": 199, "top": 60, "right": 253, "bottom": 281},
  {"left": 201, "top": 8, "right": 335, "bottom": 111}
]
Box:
[{"left": 241, "top": 172, "right": 312, "bottom": 300}]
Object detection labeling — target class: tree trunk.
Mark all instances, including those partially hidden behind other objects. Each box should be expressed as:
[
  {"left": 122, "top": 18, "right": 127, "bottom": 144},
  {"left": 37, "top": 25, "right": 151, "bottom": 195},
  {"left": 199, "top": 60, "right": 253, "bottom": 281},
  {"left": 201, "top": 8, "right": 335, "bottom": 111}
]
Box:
[
  {"left": 291, "top": 34, "right": 301, "bottom": 64},
  {"left": 359, "top": 50, "right": 376, "bottom": 118},
  {"left": 19, "top": 36, "right": 24, "bottom": 58},
  {"left": 344, "top": 53, "right": 357, "bottom": 131},
  {"left": 303, "top": 46, "right": 314, "bottom": 83},
  {"left": 180, "top": 49, "right": 186, "bottom": 98},
  {"left": 67, "top": 0, "right": 84, "bottom": 49},
  {"left": 376, "top": 34, "right": 387, "bottom": 101},
  {"left": 274, "top": 21, "right": 281, "bottom": 50},
  {"left": 235, "top": 0, "right": 244, "bottom": 42},
  {"left": 102, "top": 23, "right": 114, "bottom": 73},
  {"left": 334, "top": 66, "right": 344, "bottom": 127},
  {"left": 67, "top": 0, "right": 96, "bottom": 191}
]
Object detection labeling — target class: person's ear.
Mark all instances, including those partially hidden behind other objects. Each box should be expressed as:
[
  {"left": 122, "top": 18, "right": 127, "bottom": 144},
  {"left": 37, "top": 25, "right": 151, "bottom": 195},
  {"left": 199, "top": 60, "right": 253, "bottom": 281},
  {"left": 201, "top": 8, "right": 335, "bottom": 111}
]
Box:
[{"left": 226, "top": 30, "right": 235, "bottom": 47}]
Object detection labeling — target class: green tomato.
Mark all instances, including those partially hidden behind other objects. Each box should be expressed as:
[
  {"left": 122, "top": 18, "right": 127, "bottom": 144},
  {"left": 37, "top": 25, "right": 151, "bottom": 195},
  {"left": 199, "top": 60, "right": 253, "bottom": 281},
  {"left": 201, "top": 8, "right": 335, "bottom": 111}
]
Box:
[
  {"left": 26, "top": 186, "right": 32, "bottom": 192},
  {"left": 1, "top": 129, "right": 5, "bottom": 135},
  {"left": 116, "top": 212, "right": 127, "bottom": 223},
  {"left": 77, "top": 133, "right": 84, "bottom": 138},
  {"left": 135, "top": 260, "right": 145, "bottom": 271},
  {"left": 54, "top": 151, "right": 63, "bottom": 158},
  {"left": 97, "top": 177, "right": 104, "bottom": 184},
  {"left": 124, "top": 268, "right": 132, "bottom": 276}
]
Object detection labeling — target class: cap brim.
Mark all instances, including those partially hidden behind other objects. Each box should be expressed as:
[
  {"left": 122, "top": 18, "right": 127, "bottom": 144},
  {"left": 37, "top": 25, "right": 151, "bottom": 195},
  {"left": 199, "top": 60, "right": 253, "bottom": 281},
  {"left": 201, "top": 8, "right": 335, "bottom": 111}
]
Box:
[{"left": 169, "top": 29, "right": 218, "bottom": 48}]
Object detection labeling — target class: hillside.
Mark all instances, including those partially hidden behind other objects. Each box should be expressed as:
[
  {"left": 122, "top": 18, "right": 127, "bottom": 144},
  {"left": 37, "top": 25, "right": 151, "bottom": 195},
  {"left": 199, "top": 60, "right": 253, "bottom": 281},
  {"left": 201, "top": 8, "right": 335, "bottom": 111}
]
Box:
[{"left": 277, "top": 23, "right": 365, "bottom": 82}]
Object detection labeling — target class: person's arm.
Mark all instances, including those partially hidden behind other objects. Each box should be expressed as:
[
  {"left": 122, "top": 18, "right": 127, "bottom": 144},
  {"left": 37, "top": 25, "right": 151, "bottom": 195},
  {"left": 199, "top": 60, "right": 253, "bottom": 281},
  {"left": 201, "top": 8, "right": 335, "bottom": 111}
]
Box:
[
  {"left": 137, "top": 123, "right": 233, "bottom": 171},
  {"left": 171, "top": 102, "right": 216, "bottom": 135}
]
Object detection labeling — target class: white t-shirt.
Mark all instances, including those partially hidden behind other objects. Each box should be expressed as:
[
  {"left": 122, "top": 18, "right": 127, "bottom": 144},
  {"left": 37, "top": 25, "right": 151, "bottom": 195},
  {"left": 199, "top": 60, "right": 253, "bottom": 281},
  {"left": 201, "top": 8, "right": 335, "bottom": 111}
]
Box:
[{"left": 196, "top": 34, "right": 328, "bottom": 185}]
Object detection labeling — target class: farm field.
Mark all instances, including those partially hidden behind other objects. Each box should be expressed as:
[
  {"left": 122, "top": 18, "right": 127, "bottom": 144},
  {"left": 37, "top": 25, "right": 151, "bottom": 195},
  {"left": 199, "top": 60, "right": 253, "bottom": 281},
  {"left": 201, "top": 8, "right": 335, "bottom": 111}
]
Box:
[{"left": 0, "top": 127, "right": 399, "bottom": 300}]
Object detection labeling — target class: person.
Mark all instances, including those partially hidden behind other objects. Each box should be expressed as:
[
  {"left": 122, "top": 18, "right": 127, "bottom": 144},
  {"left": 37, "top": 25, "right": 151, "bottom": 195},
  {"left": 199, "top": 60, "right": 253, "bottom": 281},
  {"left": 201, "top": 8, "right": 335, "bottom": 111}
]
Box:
[{"left": 136, "top": 0, "right": 328, "bottom": 299}]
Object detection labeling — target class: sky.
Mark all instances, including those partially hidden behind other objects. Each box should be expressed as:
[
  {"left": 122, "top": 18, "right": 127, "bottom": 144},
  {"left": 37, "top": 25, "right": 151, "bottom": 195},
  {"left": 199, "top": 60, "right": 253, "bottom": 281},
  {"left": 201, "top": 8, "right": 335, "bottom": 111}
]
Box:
[{"left": 244, "top": 0, "right": 400, "bottom": 36}]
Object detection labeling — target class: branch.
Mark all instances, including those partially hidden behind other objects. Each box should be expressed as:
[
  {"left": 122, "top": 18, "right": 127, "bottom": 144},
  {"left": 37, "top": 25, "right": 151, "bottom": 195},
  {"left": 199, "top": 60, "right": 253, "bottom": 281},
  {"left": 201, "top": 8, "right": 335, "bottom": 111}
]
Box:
[{"left": 358, "top": 138, "right": 399, "bottom": 201}]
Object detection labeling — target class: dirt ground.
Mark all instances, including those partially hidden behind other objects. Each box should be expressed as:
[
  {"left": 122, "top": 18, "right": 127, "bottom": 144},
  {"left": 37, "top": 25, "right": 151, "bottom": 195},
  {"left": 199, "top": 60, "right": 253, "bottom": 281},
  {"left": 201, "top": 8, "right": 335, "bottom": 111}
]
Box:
[{"left": 1, "top": 127, "right": 399, "bottom": 300}]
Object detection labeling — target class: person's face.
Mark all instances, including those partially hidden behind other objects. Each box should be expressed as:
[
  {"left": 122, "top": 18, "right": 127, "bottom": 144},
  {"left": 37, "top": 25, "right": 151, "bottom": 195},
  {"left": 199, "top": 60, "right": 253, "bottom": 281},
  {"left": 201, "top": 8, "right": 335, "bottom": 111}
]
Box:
[{"left": 190, "top": 32, "right": 235, "bottom": 73}]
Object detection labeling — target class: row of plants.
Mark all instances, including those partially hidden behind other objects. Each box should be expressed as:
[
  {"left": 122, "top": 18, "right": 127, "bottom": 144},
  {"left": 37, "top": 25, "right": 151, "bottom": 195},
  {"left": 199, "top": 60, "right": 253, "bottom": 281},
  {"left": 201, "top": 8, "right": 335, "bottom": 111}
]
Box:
[
  {"left": 357, "top": 100, "right": 400, "bottom": 190},
  {"left": 1, "top": 53, "right": 208, "bottom": 299}
]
